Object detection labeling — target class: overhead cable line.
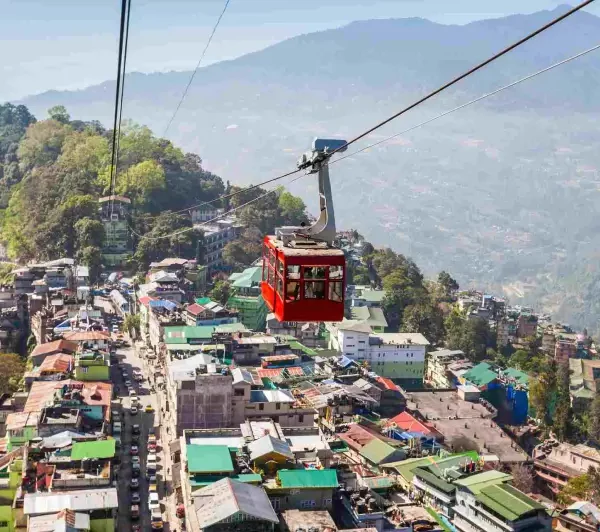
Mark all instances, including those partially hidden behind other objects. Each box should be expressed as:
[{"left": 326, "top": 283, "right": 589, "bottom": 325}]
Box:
[
  {"left": 113, "top": 0, "right": 133, "bottom": 194},
  {"left": 129, "top": 174, "right": 304, "bottom": 241},
  {"left": 324, "top": 0, "right": 596, "bottom": 159},
  {"left": 162, "top": 0, "right": 232, "bottom": 137},
  {"left": 330, "top": 42, "right": 600, "bottom": 166},
  {"left": 108, "top": 0, "right": 132, "bottom": 216}
]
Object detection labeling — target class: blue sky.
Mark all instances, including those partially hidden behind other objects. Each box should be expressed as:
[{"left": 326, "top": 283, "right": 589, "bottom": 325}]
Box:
[{"left": 1, "top": 0, "right": 598, "bottom": 101}]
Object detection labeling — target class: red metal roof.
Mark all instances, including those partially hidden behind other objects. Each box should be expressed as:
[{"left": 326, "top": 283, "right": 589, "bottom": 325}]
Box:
[
  {"left": 376, "top": 377, "right": 399, "bottom": 392},
  {"left": 186, "top": 303, "right": 205, "bottom": 316},
  {"left": 30, "top": 339, "right": 78, "bottom": 359},
  {"left": 337, "top": 424, "right": 378, "bottom": 451},
  {"left": 39, "top": 354, "right": 73, "bottom": 374},
  {"left": 387, "top": 411, "right": 435, "bottom": 436},
  {"left": 138, "top": 296, "right": 155, "bottom": 308},
  {"left": 257, "top": 367, "right": 304, "bottom": 379}
]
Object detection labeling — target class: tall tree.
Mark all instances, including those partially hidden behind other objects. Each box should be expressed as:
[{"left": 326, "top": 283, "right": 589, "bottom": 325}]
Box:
[
  {"left": 0, "top": 353, "right": 25, "bottom": 394},
  {"left": 590, "top": 395, "right": 600, "bottom": 442}
]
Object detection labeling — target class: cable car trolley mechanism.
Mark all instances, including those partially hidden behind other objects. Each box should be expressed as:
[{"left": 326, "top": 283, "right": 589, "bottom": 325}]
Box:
[{"left": 261, "top": 138, "right": 347, "bottom": 322}]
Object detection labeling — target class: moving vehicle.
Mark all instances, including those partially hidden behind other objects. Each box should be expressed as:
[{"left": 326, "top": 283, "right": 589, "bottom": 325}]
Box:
[
  {"left": 131, "top": 505, "right": 140, "bottom": 520},
  {"left": 146, "top": 472, "right": 157, "bottom": 482},
  {"left": 261, "top": 139, "right": 346, "bottom": 322},
  {"left": 132, "top": 424, "right": 141, "bottom": 435},
  {"left": 130, "top": 405, "right": 138, "bottom": 415},
  {"left": 145, "top": 404, "right": 154, "bottom": 413},
  {"left": 131, "top": 492, "right": 141, "bottom": 504},
  {"left": 131, "top": 477, "right": 140, "bottom": 488},
  {"left": 130, "top": 445, "right": 139, "bottom": 455}
]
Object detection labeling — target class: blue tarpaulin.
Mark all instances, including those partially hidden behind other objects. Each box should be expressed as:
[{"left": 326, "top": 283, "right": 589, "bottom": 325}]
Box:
[{"left": 149, "top": 300, "right": 178, "bottom": 311}]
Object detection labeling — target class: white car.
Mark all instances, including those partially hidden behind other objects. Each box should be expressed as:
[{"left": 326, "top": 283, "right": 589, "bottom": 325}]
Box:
[
  {"left": 147, "top": 453, "right": 158, "bottom": 465},
  {"left": 149, "top": 492, "right": 160, "bottom": 511}
]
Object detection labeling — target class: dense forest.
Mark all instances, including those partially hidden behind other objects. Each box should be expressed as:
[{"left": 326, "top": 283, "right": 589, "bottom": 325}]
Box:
[{"left": 0, "top": 103, "right": 309, "bottom": 275}]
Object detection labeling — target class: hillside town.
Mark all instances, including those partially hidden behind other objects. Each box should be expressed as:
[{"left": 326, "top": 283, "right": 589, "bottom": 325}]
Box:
[{"left": 0, "top": 196, "right": 596, "bottom": 532}]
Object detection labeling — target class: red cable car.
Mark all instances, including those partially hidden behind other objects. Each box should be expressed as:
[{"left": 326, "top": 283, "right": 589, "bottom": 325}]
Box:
[{"left": 261, "top": 138, "right": 347, "bottom": 322}]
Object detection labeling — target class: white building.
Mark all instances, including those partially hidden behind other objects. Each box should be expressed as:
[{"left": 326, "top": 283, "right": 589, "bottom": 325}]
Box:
[
  {"left": 327, "top": 320, "right": 429, "bottom": 387},
  {"left": 200, "top": 217, "right": 243, "bottom": 271}
]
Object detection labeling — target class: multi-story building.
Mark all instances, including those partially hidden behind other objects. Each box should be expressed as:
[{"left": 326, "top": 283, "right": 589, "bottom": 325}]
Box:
[
  {"left": 350, "top": 306, "right": 388, "bottom": 333},
  {"left": 190, "top": 205, "right": 224, "bottom": 224},
  {"left": 533, "top": 442, "right": 600, "bottom": 496},
  {"left": 556, "top": 502, "right": 600, "bottom": 532},
  {"left": 426, "top": 349, "right": 468, "bottom": 388},
  {"left": 228, "top": 265, "right": 268, "bottom": 331},
  {"left": 328, "top": 321, "right": 429, "bottom": 387},
  {"left": 74, "top": 351, "right": 110, "bottom": 381},
  {"left": 569, "top": 358, "right": 600, "bottom": 412},
  {"left": 555, "top": 338, "right": 577, "bottom": 364},
  {"left": 202, "top": 217, "right": 243, "bottom": 272},
  {"left": 185, "top": 298, "right": 238, "bottom": 326},
  {"left": 517, "top": 313, "right": 538, "bottom": 339},
  {"left": 98, "top": 195, "right": 131, "bottom": 267},
  {"left": 453, "top": 471, "right": 550, "bottom": 532}
]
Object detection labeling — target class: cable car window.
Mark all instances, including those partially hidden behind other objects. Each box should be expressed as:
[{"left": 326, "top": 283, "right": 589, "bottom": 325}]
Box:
[
  {"left": 329, "top": 265, "right": 343, "bottom": 279},
  {"left": 286, "top": 281, "right": 300, "bottom": 301},
  {"left": 304, "top": 266, "right": 326, "bottom": 279},
  {"left": 267, "top": 267, "right": 274, "bottom": 287},
  {"left": 276, "top": 277, "right": 283, "bottom": 297},
  {"left": 277, "top": 259, "right": 284, "bottom": 275},
  {"left": 305, "top": 281, "right": 326, "bottom": 299},
  {"left": 269, "top": 248, "right": 276, "bottom": 266},
  {"left": 262, "top": 265, "right": 268, "bottom": 282},
  {"left": 287, "top": 265, "right": 301, "bottom": 280},
  {"left": 329, "top": 281, "right": 343, "bottom": 302}
]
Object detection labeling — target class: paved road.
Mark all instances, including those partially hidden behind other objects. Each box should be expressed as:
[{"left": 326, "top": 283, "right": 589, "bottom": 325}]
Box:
[{"left": 113, "top": 343, "right": 164, "bottom": 532}]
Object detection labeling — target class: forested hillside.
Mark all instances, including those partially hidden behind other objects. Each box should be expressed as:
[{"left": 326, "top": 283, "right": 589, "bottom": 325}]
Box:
[{"left": 0, "top": 103, "right": 308, "bottom": 275}]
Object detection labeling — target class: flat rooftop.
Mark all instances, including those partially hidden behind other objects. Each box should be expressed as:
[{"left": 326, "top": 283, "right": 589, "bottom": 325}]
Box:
[
  {"left": 430, "top": 417, "right": 527, "bottom": 463},
  {"left": 406, "top": 390, "right": 494, "bottom": 421}
]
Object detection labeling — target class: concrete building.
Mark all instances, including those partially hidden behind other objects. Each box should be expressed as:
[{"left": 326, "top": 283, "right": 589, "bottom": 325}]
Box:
[
  {"left": 533, "top": 442, "right": 600, "bottom": 496},
  {"left": 264, "top": 469, "right": 338, "bottom": 512},
  {"left": 98, "top": 195, "right": 131, "bottom": 267},
  {"left": 453, "top": 471, "right": 550, "bottom": 532},
  {"left": 201, "top": 217, "right": 243, "bottom": 272},
  {"left": 328, "top": 321, "right": 429, "bottom": 387},
  {"left": 426, "top": 349, "right": 468, "bottom": 388},
  {"left": 556, "top": 502, "right": 600, "bottom": 532},
  {"left": 349, "top": 306, "right": 388, "bottom": 333},
  {"left": 74, "top": 351, "right": 110, "bottom": 381},
  {"left": 185, "top": 299, "right": 238, "bottom": 327},
  {"left": 227, "top": 265, "right": 268, "bottom": 331},
  {"left": 569, "top": 358, "right": 600, "bottom": 412},
  {"left": 190, "top": 206, "right": 224, "bottom": 224}
]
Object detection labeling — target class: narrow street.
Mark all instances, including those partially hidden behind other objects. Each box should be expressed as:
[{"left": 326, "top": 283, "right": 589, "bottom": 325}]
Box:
[{"left": 112, "top": 341, "right": 167, "bottom": 532}]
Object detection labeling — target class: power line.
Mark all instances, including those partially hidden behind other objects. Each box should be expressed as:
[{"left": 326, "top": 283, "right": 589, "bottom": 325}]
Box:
[
  {"left": 162, "top": 0, "right": 232, "bottom": 137},
  {"left": 331, "top": 42, "right": 600, "bottom": 166},
  {"left": 129, "top": 174, "right": 303, "bottom": 241},
  {"left": 109, "top": 0, "right": 131, "bottom": 216},
  {"left": 325, "top": 0, "right": 596, "bottom": 159}
]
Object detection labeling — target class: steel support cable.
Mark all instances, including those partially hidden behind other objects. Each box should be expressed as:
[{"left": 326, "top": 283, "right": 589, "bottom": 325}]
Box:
[
  {"left": 113, "top": 0, "right": 133, "bottom": 195},
  {"left": 330, "top": 42, "right": 600, "bottom": 166},
  {"left": 324, "top": 0, "right": 596, "bottom": 159},
  {"left": 109, "top": 0, "right": 130, "bottom": 216},
  {"left": 162, "top": 0, "right": 232, "bottom": 137},
  {"left": 128, "top": 174, "right": 304, "bottom": 241}
]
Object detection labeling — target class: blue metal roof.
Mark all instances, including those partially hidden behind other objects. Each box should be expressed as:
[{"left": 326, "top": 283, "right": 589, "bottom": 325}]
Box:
[{"left": 149, "top": 300, "right": 178, "bottom": 311}]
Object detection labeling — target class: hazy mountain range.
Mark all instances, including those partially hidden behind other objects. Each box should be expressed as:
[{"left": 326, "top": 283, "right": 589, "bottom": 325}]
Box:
[{"left": 16, "top": 5, "right": 600, "bottom": 332}]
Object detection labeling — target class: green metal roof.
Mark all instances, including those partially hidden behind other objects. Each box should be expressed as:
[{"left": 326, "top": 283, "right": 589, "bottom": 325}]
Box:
[
  {"left": 383, "top": 451, "right": 479, "bottom": 480},
  {"left": 195, "top": 297, "right": 212, "bottom": 305},
  {"left": 359, "top": 438, "right": 397, "bottom": 465},
  {"left": 229, "top": 266, "right": 262, "bottom": 288},
  {"left": 186, "top": 445, "right": 234, "bottom": 474},
  {"left": 278, "top": 469, "right": 338, "bottom": 489},
  {"left": 360, "top": 289, "right": 385, "bottom": 303},
  {"left": 164, "top": 326, "right": 216, "bottom": 344},
  {"left": 413, "top": 467, "right": 455, "bottom": 494},
  {"left": 350, "top": 306, "right": 388, "bottom": 328},
  {"left": 463, "top": 362, "right": 498, "bottom": 387},
  {"left": 477, "top": 483, "right": 545, "bottom": 522},
  {"left": 363, "top": 476, "right": 395, "bottom": 489},
  {"left": 214, "top": 323, "right": 249, "bottom": 334},
  {"left": 288, "top": 341, "right": 317, "bottom": 356},
  {"left": 503, "top": 367, "right": 530, "bottom": 387},
  {"left": 71, "top": 439, "right": 116, "bottom": 460},
  {"left": 189, "top": 473, "right": 262, "bottom": 487},
  {"left": 453, "top": 470, "right": 512, "bottom": 493}
]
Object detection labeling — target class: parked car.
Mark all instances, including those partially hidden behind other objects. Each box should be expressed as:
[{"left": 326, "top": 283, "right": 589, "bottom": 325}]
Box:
[
  {"left": 144, "top": 404, "right": 154, "bottom": 413},
  {"left": 131, "top": 505, "right": 140, "bottom": 520},
  {"left": 130, "top": 445, "right": 139, "bottom": 455},
  {"left": 132, "top": 424, "right": 141, "bottom": 435},
  {"left": 131, "top": 456, "right": 140, "bottom": 465},
  {"left": 124, "top": 380, "right": 132, "bottom": 388},
  {"left": 131, "top": 477, "right": 140, "bottom": 488},
  {"left": 131, "top": 468, "right": 140, "bottom": 478},
  {"left": 131, "top": 492, "right": 141, "bottom": 504},
  {"left": 146, "top": 472, "right": 157, "bottom": 482},
  {"left": 149, "top": 492, "right": 160, "bottom": 511},
  {"left": 148, "top": 442, "right": 157, "bottom": 452},
  {"left": 131, "top": 434, "right": 140, "bottom": 444},
  {"left": 131, "top": 525, "right": 141, "bottom": 532},
  {"left": 130, "top": 406, "right": 138, "bottom": 415}
]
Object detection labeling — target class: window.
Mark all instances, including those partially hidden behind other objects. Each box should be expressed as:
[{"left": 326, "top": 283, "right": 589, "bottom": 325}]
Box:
[
  {"left": 304, "top": 266, "right": 326, "bottom": 279},
  {"left": 276, "top": 277, "right": 283, "bottom": 298},
  {"left": 329, "top": 281, "right": 343, "bottom": 302},
  {"left": 0, "top": 521, "right": 9, "bottom": 528},
  {"left": 287, "top": 265, "right": 301, "bottom": 279},
  {"left": 259, "top": 403, "right": 264, "bottom": 411},
  {"left": 234, "top": 388, "right": 245, "bottom": 397},
  {"left": 81, "top": 367, "right": 89, "bottom": 373},
  {"left": 298, "top": 414, "right": 304, "bottom": 423},
  {"left": 300, "top": 500, "right": 316, "bottom": 509},
  {"left": 329, "top": 265, "right": 343, "bottom": 279},
  {"left": 305, "top": 281, "right": 325, "bottom": 299},
  {"left": 286, "top": 281, "right": 300, "bottom": 301},
  {"left": 275, "top": 402, "right": 281, "bottom": 410}
]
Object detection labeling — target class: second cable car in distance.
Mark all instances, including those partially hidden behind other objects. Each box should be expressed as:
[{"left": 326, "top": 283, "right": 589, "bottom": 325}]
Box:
[{"left": 261, "top": 138, "right": 347, "bottom": 322}]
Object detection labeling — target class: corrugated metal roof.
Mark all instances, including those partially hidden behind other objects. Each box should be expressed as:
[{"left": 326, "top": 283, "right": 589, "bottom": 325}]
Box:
[
  {"left": 39, "top": 354, "right": 73, "bottom": 373},
  {"left": 363, "top": 476, "right": 395, "bottom": 489},
  {"left": 30, "top": 340, "right": 78, "bottom": 359},
  {"left": 24, "top": 488, "right": 118, "bottom": 514},
  {"left": 193, "top": 478, "right": 278, "bottom": 529},
  {"left": 477, "top": 483, "right": 545, "bottom": 521},
  {"left": 250, "top": 389, "right": 295, "bottom": 403},
  {"left": 71, "top": 439, "right": 116, "bottom": 460},
  {"left": 248, "top": 435, "right": 294, "bottom": 461},
  {"left": 187, "top": 444, "right": 234, "bottom": 474},
  {"left": 359, "top": 438, "right": 398, "bottom": 464},
  {"left": 277, "top": 469, "right": 338, "bottom": 489},
  {"left": 25, "top": 380, "right": 112, "bottom": 417},
  {"left": 62, "top": 331, "right": 110, "bottom": 342},
  {"left": 256, "top": 367, "right": 304, "bottom": 380},
  {"left": 164, "top": 326, "right": 215, "bottom": 343},
  {"left": 186, "top": 303, "right": 205, "bottom": 316},
  {"left": 387, "top": 411, "right": 435, "bottom": 436},
  {"left": 149, "top": 299, "right": 178, "bottom": 311},
  {"left": 232, "top": 367, "right": 254, "bottom": 385},
  {"left": 463, "top": 362, "right": 498, "bottom": 387}
]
